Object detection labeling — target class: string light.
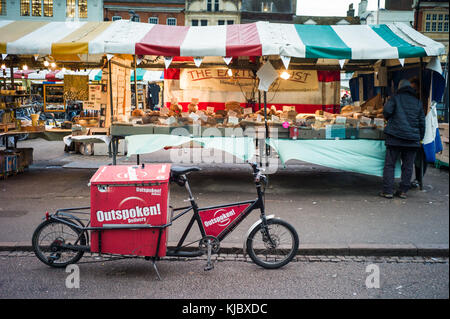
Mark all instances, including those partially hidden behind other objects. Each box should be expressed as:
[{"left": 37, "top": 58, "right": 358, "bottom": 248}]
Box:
[
  {"left": 43, "top": 60, "right": 49, "bottom": 67},
  {"left": 280, "top": 71, "right": 290, "bottom": 80},
  {"left": 22, "top": 65, "right": 28, "bottom": 71},
  {"left": 51, "top": 62, "right": 56, "bottom": 68},
  {"left": 1, "top": 64, "right": 6, "bottom": 70},
  {"left": 227, "top": 69, "right": 233, "bottom": 77}
]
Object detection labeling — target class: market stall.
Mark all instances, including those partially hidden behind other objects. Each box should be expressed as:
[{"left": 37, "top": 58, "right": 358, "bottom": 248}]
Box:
[{"left": 0, "top": 20, "right": 446, "bottom": 180}]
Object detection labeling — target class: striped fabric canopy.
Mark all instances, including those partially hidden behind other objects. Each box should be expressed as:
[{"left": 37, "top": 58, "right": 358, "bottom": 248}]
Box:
[{"left": 0, "top": 20, "right": 445, "bottom": 60}]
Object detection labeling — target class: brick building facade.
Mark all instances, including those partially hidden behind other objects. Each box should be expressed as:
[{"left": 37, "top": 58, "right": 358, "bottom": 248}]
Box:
[{"left": 103, "top": 0, "right": 185, "bottom": 26}]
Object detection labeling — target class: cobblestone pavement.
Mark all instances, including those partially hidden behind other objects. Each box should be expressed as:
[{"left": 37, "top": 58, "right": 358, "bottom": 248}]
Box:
[{"left": 1, "top": 250, "right": 448, "bottom": 265}]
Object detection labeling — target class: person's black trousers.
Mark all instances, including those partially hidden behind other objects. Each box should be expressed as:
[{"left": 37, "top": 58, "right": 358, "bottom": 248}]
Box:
[{"left": 383, "top": 146, "right": 418, "bottom": 194}]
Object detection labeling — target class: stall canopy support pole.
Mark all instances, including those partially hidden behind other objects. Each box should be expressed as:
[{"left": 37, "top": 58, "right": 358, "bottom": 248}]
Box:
[
  {"left": 134, "top": 55, "right": 138, "bottom": 110},
  {"left": 263, "top": 91, "right": 269, "bottom": 165},
  {"left": 418, "top": 57, "right": 424, "bottom": 190},
  {"left": 108, "top": 58, "right": 117, "bottom": 165}
]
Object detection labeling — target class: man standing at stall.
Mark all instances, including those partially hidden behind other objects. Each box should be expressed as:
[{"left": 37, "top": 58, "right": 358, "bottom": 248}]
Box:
[{"left": 380, "top": 79, "right": 425, "bottom": 199}]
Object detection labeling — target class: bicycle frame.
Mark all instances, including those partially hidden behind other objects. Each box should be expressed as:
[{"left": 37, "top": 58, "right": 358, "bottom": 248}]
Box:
[{"left": 167, "top": 172, "right": 267, "bottom": 255}]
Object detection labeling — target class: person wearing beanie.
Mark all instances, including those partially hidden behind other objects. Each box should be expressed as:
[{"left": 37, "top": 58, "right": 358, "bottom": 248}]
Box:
[{"left": 380, "top": 79, "right": 426, "bottom": 199}]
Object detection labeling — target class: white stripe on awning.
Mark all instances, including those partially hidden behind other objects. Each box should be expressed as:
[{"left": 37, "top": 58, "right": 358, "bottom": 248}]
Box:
[
  {"left": 391, "top": 22, "right": 445, "bottom": 57},
  {"left": 255, "top": 21, "right": 282, "bottom": 56},
  {"left": 180, "top": 25, "right": 227, "bottom": 57},
  {"left": 90, "top": 20, "right": 154, "bottom": 54},
  {"left": 275, "top": 24, "right": 306, "bottom": 58},
  {"left": 332, "top": 24, "right": 398, "bottom": 60},
  {"left": 7, "top": 21, "right": 86, "bottom": 55}
]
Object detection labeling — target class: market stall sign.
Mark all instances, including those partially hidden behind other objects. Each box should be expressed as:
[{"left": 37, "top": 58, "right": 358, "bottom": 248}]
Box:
[{"left": 180, "top": 69, "right": 319, "bottom": 92}]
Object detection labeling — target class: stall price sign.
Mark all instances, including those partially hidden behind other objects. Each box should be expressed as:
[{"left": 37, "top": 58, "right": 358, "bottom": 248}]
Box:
[{"left": 83, "top": 101, "right": 100, "bottom": 111}]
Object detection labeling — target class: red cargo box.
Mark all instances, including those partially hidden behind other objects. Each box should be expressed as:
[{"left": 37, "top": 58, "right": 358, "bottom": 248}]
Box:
[{"left": 89, "top": 164, "right": 171, "bottom": 257}]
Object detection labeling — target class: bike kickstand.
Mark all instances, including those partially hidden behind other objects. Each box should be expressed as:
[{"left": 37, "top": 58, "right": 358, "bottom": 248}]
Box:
[
  {"left": 152, "top": 260, "right": 162, "bottom": 281},
  {"left": 204, "top": 239, "right": 214, "bottom": 271}
]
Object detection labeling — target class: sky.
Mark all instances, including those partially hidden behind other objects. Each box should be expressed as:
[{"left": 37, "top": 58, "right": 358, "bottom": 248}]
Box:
[{"left": 296, "top": 0, "right": 386, "bottom": 17}]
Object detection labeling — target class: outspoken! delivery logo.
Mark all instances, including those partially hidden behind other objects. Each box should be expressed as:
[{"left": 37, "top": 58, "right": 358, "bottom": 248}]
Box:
[
  {"left": 204, "top": 209, "right": 236, "bottom": 228},
  {"left": 96, "top": 196, "right": 161, "bottom": 224}
]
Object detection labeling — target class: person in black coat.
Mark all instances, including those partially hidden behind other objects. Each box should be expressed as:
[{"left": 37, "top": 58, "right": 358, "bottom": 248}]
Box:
[{"left": 380, "top": 79, "right": 426, "bottom": 199}]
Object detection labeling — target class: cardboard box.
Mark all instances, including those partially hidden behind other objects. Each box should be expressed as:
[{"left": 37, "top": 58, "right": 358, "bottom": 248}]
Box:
[{"left": 358, "top": 127, "right": 381, "bottom": 140}]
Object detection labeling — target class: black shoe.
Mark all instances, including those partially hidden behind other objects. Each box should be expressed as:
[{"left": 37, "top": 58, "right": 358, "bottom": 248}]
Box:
[
  {"left": 379, "top": 192, "right": 393, "bottom": 199},
  {"left": 411, "top": 180, "right": 419, "bottom": 189},
  {"left": 395, "top": 191, "right": 407, "bottom": 199}
]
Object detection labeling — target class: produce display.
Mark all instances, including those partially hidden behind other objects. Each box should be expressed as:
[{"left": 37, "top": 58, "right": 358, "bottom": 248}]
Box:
[{"left": 122, "top": 94, "right": 387, "bottom": 140}]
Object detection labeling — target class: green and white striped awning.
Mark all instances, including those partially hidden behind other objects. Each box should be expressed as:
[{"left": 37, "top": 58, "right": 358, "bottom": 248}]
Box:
[{"left": 276, "top": 22, "right": 445, "bottom": 60}]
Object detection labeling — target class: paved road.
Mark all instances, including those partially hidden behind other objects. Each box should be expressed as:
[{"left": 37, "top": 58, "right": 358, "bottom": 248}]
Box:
[{"left": 0, "top": 253, "right": 448, "bottom": 299}]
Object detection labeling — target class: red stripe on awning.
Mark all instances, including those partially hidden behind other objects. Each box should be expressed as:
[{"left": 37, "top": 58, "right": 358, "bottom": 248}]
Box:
[
  {"left": 135, "top": 25, "right": 190, "bottom": 56},
  {"left": 13, "top": 70, "right": 34, "bottom": 79},
  {"left": 226, "top": 23, "right": 262, "bottom": 57}
]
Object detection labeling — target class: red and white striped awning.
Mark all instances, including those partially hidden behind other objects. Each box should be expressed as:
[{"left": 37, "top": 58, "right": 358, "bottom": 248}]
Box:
[{"left": 0, "top": 20, "right": 445, "bottom": 60}]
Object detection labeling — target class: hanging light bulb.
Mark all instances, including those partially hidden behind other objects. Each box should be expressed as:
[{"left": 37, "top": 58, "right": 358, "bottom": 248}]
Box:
[
  {"left": 227, "top": 69, "right": 233, "bottom": 77},
  {"left": 280, "top": 71, "right": 290, "bottom": 80},
  {"left": 1, "top": 64, "right": 6, "bottom": 70},
  {"left": 51, "top": 62, "right": 56, "bottom": 68},
  {"left": 22, "top": 65, "right": 28, "bottom": 71},
  {"left": 43, "top": 60, "right": 49, "bottom": 67}
]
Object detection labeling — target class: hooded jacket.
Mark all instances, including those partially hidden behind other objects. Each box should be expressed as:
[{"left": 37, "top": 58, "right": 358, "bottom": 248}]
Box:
[{"left": 383, "top": 85, "right": 425, "bottom": 146}]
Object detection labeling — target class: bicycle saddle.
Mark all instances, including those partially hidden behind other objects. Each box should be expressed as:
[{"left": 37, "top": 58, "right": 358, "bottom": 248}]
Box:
[{"left": 170, "top": 166, "right": 201, "bottom": 176}]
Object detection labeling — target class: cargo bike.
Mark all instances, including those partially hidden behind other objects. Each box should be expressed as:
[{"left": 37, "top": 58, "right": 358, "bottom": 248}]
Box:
[{"left": 32, "top": 163, "right": 299, "bottom": 279}]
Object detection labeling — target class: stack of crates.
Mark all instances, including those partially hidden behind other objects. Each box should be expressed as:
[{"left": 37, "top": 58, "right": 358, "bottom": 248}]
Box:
[{"left": 0, "top": 151, "right": 18, "bottom": 179}]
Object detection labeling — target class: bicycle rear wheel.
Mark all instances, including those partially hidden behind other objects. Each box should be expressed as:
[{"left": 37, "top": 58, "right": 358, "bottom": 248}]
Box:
[
  {"left": 32, "top": 218, "right": 86, "bottom": 268},
  {"left": 246, "top": 218, "right": 299, "bottom": 269}
]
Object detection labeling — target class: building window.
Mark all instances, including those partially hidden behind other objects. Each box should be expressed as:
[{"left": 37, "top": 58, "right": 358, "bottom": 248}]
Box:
[
  {"left": 149, "top": 17, "right": 158, "bottom": 24},
  {"left": 191, "top": 19, "right": 199, "bottom": 26},
  {"left": 201, "top": 20, "right": 208, "bottom": 26},
  {"left": 214, "top": 0, "right": 219, "bottom": 11},
  {"left": 424, "top": 11, "right": 448, "bottom": 32},
  {"left": 112, "top": 16, "right": 122, "bottom": 21},
  {"left": 207, "top": 0, "right": 212, "bottom": 12},
  {"left": 21, "top": 0, "right": 30, "bottom": 16},
  {"left": 227, "top": 20, "right": 234, "bottom": 25},
  {"left": 32, "top": 0, "right": 42, "bottom": 16},
  {"left": 66, "top": 0, "right": 76, "bottom": 18},
  {"left": 44, "top": 0, "right": 53, "bottom": 17},
  {"left": 167, "top": 18, "right": 177, "bottom": 26},
  {"left": 0, "top": 0, "right": 6, "bottom": 16},
  {"left": 78, "top": 0, "right": 87, "bottom": 19},
  {"left": 444, "top": 22, "right": 449, "bottom": 32},
  {"left": 218, "top": 20, "right": 225, "bottom": 25}
]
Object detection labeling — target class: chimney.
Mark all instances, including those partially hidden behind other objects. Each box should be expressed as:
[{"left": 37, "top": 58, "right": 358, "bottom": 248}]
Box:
[
  {"left": 347, "top": 4, "right": 355, "bottom": 17},
  {"left": 358, "top": 0, "right": 368, "bottom": 16}
]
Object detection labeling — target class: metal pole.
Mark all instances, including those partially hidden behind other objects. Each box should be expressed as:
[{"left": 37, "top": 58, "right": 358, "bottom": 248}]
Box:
[
  {"left": 377, "top": 0, "right": 380, "bottom": 24},
  {"left": 133, "top": 55, "right": 138, "bottom": 110},
  {"left": 263, "top": 91, "right": 269, "bottom": 160},
  {"left": 108, "top": 59, "right": 116, "bottom": 165},
  {"left": 418, "top": 57, "right": 424, "bottom": 190}
]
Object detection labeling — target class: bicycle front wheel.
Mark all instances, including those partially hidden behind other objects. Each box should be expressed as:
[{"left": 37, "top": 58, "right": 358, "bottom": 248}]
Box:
[
  {"left": 32, "top": 218, "right": 86, "bottom": 268},
  {"left": 246, "top": 218, "right": 299, "bottom": 269}
]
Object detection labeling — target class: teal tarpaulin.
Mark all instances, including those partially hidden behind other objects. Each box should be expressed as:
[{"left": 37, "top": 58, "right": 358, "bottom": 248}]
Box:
[
  {"left": 93, "top": 69, "right": 163, "bottom": 82},
  {"left": 266, "top": 138, "right": 401, "bottom": 178},
  {"left": 125, "top": 134, "right": 255, "bottom": 162}
]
